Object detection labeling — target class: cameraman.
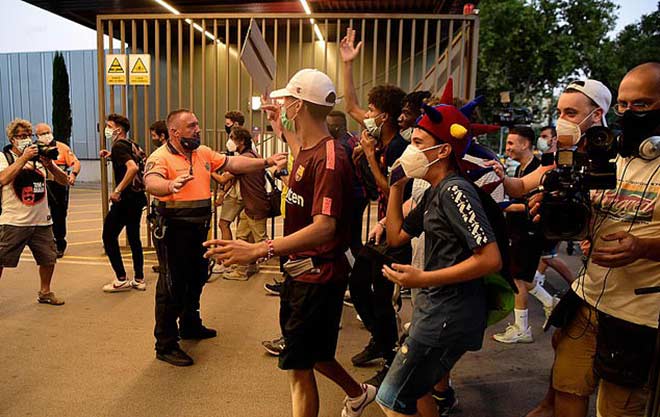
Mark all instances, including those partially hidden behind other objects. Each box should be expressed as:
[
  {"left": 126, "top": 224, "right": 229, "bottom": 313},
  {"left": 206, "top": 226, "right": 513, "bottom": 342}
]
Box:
[
  {"left": 0, "top": 118, "right": 69, "bottom": 305},
  {"left": 528, "top": 64, "right": 660, "bottom": 417},
  {"left": 488, "top": 80, "right": 611, "bottom": 198}
]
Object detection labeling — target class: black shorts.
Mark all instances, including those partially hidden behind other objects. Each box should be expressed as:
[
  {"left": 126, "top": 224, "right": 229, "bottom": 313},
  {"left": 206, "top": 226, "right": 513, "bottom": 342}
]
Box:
[
  {"left": 509, "top": 236, "right": 543, "bottom": 282},
  {"left": 278, "top": 277, "right": 346, "bottom": 370}
]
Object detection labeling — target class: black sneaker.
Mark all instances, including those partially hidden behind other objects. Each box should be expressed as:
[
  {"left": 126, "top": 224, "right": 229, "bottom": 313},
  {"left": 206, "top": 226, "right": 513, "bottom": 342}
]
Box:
[
  {"left": 179, "top": 325, "right": 217, "bottom": 340},
  {"left": 351, "top": 338, "right": 383, "bottom": 367},
  {"left": 264, "top": 280, "right": 282, "bottom": 296},
  {"left": 56, "top": 249, "right": 65, "bottom": 258},
  {"left": 432, "top": 386, "right": 458, "bottom": 416},
  {"left": 262, "top": 336, "right": 285, "bottom": 356},
  {"left": 364, "top": 364, "right": 390, "bottom": 388},
  {"left": 156, "top": 347, "right": 194, "bottom": 367}
]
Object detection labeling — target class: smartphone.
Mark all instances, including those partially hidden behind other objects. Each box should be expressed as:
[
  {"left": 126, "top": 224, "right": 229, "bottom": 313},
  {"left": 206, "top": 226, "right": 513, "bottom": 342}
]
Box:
[{"left": 388, "top": 161, "right": 407, "bottom": 186}]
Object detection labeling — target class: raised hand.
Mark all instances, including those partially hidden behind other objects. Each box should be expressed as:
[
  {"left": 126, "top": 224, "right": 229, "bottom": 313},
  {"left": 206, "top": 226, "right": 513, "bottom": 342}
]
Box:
[{"left": 339, "top": 28, "right": 363, "bottom": 63}]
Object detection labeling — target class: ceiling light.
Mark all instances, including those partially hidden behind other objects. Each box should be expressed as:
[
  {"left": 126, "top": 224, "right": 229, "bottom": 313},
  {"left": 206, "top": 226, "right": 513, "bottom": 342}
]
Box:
[{"left": 299, "top": 0, "right": 312, "bottom": 15}]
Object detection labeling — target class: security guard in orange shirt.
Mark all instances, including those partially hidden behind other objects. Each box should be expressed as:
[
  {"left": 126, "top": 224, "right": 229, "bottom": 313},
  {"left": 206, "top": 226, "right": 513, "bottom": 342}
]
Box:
[
  {"left": 144, "top": 108, "right": 286, "bottom": 366},
  {"left": 34, "top": 123, "right": 81, "bottom": 258}
]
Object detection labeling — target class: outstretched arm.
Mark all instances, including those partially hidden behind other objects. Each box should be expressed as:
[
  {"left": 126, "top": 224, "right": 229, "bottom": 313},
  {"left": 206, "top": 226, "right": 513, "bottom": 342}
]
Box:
[{"left": 340, "top": 28, "right": 367, "bottom": 124}]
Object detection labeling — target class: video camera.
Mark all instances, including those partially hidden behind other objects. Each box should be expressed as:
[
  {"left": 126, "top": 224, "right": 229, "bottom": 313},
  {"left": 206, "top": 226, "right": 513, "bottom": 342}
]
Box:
[
  {"left": 493, "top": 106, "right": 533, "bottom": 127},
  {"left": 538, "top": 126, "right": 617, "bottom": 240}
]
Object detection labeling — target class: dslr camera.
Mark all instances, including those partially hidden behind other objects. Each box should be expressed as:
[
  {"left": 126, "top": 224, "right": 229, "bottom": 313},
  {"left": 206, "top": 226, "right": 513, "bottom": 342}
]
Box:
[
  {"left": 36, "top": 141, "right": 59, "bottom": 160},
  {"left": 538, "top": 126, "right": 617, "bottom": 240}
]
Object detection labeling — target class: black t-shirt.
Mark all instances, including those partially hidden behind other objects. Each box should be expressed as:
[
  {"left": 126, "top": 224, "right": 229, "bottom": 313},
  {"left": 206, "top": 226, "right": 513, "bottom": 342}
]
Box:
[
  {"left": 506, "top": 157, "right": 541, "bottom": 239},
  {"left": 403, "top": 173, "right": 495, "bottom": 350},
  {"left": 111, "top": 139, "right": 145, "bottom": 203},
  {"left": 376, "top": 132, "right": 411, "bottom": 220}
]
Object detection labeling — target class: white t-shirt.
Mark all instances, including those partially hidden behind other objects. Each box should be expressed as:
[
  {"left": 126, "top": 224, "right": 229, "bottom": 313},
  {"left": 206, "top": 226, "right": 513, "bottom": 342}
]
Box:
[
  {"left": 574, "top": 156, "right": 660, "bottom": 328},
  {"left": 0, "top": 151, "right": 52, "bottom": 226}
]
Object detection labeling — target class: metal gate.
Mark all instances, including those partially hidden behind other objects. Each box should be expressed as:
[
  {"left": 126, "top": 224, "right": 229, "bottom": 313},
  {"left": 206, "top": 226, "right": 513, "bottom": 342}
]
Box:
[{"left": 96, "top": 12, "right": 480, "bottom": 241}]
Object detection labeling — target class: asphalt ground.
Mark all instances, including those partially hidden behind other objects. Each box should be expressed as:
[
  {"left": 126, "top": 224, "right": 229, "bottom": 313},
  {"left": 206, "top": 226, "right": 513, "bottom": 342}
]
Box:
[{"left": 0, "top": 187, "right": 591, "bottom": 417}]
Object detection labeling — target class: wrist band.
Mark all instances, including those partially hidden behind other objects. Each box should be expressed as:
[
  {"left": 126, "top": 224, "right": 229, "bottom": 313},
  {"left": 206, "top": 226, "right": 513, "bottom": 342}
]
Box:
[{"left": 258, "top": 239, "right": 275, "bottom": 264}]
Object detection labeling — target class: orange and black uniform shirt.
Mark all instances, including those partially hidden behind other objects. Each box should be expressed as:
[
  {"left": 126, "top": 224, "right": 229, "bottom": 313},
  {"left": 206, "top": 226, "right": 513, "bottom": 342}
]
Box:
[{"left": 145, "top": 142, "right": 227, "bottom": 222}]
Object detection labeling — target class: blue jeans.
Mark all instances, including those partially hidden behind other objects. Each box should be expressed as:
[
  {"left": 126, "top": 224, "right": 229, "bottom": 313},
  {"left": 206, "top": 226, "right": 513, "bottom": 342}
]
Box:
[{"left": 376, "top": 336, "right": 465, "bottom": 415}]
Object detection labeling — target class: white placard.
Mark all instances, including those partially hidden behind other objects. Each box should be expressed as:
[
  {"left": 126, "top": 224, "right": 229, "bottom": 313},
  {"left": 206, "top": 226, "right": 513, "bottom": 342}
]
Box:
[{"left": 240, "top": 19, "right": 276, "bottom": 95}]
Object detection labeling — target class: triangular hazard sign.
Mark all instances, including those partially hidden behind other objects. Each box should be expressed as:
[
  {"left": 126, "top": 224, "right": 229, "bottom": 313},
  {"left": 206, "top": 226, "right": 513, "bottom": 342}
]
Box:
[
  {"left": 131, "top": 58, "right": 148, "bottom": 74},
  {"left": 108, "top": 57, "right": 124, "bottom": 73}
]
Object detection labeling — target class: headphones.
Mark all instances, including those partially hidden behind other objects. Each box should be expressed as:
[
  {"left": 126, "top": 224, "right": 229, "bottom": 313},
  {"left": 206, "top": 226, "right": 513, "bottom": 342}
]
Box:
[{"left": 637, "top": 136, "right": 660, "bottom": 160}]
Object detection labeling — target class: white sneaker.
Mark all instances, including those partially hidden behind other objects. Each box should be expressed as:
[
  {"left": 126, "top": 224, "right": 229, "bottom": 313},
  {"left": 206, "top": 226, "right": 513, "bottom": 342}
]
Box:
[
  {"left": 543, "top": 296, "right": 560, "bottom": 328},
  {"left": 130, "top": 279, "right": 146, "bottom": 291},
  {"left": 341, "top": 383, "right": 377, "bottom": 417},
  {"left": 212, "top": 262, "right": 229, "bottom": 274},
  {"left": 492, "top": 323, "right": 534, "bottom": 344},
  {"left": 103, "top": 279, "right": 132, "bottom": 292},
  {"left": 223, "top": 269, "right": 248, "bottom": 281}
]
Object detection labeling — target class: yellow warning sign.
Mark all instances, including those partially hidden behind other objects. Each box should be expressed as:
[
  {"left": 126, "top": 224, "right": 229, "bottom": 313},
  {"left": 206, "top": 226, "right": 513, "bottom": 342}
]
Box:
[
  {"left": 129, "top": 54, "right": 151, "bottom": 85},
  {"left": 131, "top": 58, "right": 148, "bottom": 73},
  {"left": 105, "top": 54, "right": 127, "bottom": 85},
  {"left": 108, "top": 58, "right": 124, "bottom": 73}
]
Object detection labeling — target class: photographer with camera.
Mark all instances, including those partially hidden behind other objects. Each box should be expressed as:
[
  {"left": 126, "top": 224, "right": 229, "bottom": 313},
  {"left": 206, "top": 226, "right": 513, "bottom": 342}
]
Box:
[
  {"left": 0, "top": 118, "right": 69, "bottom": 305},
  {"left": 525, "top": 64, "right": 660, "bottom": 417}
]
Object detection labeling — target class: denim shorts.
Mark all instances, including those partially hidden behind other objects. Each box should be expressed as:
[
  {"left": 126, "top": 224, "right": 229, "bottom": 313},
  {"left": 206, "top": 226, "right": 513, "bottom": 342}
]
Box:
[{"left": 376, "top": 336, "right": 465, "bottom": 415}]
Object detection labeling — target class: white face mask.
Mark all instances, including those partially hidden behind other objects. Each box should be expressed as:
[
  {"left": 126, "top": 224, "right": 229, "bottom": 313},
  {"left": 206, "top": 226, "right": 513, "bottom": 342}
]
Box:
[
  {"left": 536, "top": 137, "right": 551, "bottom": 153},
  {"left": 363, "top": 113, "right": 384, "bottom": 139},
  {"left": 398, "top": 144, "right": 443, "bottom": 179},
  {"left": 104, "top": 127, "right": 117, "bottom": 141},
  {"left": 16, "top": 138, "right": 32, "bottom": 153},
  {"left": 400, "top": 127, "right": 413, "bottom": 142},
  {"left": 556, "top": 108, "right": 598, "bottom": 148},
  {"left": 37, "top": 133, "right": 54, "bottom": 145},
  {"left": 226, "top": 139, "right": 237, "bottom": 153}
]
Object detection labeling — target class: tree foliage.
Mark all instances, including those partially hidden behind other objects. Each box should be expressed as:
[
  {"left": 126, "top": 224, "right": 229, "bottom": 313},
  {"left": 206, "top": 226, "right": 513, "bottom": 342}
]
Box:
[
  {"left": 476, "top": 0, "right": 618, "bottom": 124},
  {"left": 52, "top": 51, "right": 72, "bottom": 145}
]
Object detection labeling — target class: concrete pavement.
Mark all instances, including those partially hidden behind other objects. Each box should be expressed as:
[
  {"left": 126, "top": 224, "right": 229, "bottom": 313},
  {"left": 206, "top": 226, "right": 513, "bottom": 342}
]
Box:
[{"left": 0, "top": 187, "right": 589, "bottom": 417}]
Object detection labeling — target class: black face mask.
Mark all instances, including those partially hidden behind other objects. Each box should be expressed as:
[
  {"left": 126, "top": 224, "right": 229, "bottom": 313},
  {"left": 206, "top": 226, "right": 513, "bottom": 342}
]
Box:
[
  {"left": 225, "top": 124, "right": 233, "bottom": 134},
  {"left": 328, "top": 125, "right": 341, "bottom": 140},
  {"left": 618, "top": 108, "right": 660, "bottom": 158},
  {"left": 180, "top": 136, "right": 201, "bottom": 151}
]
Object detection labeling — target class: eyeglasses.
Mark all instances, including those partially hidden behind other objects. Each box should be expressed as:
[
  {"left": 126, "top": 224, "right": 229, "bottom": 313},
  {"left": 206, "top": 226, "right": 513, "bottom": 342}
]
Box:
[
  {"left": 613, "top": 100, "right": 659, "bottom": 116},
  {"left": 13, "top": 134, "right": 35, "bottom": 140}
]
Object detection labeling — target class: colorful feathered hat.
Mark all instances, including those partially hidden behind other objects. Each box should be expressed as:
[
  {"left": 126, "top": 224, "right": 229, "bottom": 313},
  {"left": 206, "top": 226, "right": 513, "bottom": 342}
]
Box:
[{"left": 415, "top": 78, "right": 505, "bottom": 202}]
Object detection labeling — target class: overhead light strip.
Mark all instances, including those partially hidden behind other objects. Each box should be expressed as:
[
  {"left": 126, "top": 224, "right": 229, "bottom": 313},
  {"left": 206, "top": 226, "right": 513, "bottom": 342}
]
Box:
[
  {"left": 154, "top": 0, "right": 219, "bottom": 43},
  {"left": 299, "top": 0, "right": 325, "bottom": 42}
]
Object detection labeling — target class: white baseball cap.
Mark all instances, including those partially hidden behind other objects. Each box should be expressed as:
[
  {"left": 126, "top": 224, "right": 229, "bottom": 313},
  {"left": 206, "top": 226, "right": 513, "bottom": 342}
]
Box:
[
  {"left": 566, "top": 79, "right": 612, "bottom": 127},
  {"left": 270, "top": 69, "right": 336, "bottom": 107}
]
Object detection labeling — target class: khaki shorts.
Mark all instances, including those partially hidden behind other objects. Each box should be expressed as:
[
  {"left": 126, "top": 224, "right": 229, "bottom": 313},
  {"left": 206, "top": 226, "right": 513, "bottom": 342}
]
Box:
[
  {"left": 0, "top": 225, "right": 57, "bottom": 267},
  {"left": 219, "top": 195, "right": 244, "bottom": 223},
  {"left": 235, "top": 211, "right": 267, "bottom": 243},
  {"left": 553, "top": 303, "right": 650, "bottom": 417}
]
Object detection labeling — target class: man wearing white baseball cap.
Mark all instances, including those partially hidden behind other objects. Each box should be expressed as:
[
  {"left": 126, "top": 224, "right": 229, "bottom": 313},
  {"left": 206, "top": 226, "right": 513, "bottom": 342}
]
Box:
[
  {"left": 204, "top": 68, "right": 376, "bottom": 417},
  {"left": 486, "top": 78, "right": 612, "bottom": 198}
]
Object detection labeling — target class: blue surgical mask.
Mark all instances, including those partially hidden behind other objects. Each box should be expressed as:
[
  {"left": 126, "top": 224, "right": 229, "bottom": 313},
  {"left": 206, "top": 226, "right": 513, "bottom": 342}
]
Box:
[{"left": 181, "top": 136, "right": 201, "bottom": 151}]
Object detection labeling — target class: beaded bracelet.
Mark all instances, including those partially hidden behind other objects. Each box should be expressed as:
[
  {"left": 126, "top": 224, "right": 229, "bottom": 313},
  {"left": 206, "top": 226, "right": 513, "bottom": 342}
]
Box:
[{"left": 257, "top": 239, "right": 275, "bottom": 264}]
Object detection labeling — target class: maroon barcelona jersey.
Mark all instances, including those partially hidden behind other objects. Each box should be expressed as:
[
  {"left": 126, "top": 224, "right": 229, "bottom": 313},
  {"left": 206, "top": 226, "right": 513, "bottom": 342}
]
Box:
[{"left": 284, "top": 137, "right": 353, "bottom": 284}]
